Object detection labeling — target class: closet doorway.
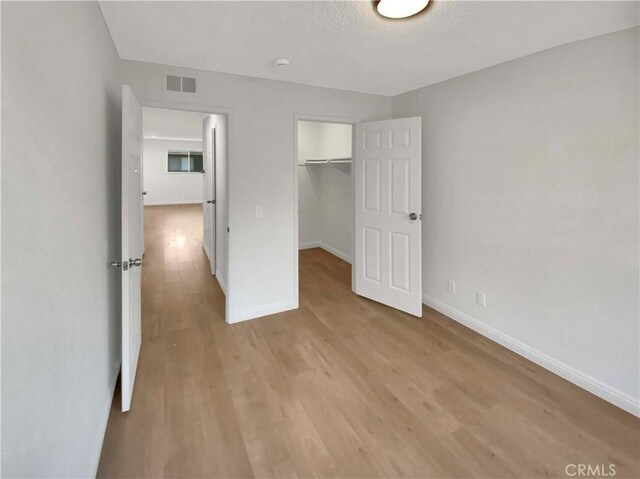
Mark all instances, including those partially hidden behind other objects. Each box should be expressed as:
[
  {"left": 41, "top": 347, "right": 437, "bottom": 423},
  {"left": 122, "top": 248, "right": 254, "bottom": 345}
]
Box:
[{"left": 295, "top": 117, "right": 355, "bottom": 303}]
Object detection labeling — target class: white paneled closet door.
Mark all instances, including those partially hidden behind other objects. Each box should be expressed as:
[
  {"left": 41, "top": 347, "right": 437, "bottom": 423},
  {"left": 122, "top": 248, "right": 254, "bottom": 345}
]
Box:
[{"left": 354, "top": 117, "right": 422, "bottom": 317}]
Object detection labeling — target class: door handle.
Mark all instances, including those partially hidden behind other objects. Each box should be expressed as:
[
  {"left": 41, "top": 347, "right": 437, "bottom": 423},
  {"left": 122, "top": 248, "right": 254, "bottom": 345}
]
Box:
[
  {"left": 110, "top": 260, "right": 129, "bottom": 271},
  {"left": 142, "top": 191, "right": 147, "bottom": 196},
  {"left": 207, "top": 200, "right": 215, "bottom": 204},
  {"left": 129, "top": 258, "right": 142, "bottom": 267},
  {"left": 409, "top": 212, "right": 418, "bottom": 220}
]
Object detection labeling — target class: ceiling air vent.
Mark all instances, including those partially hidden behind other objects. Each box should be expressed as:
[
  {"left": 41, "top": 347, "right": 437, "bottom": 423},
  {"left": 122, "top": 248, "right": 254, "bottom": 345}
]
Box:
[{"left": 166, "top": 74, "right": 196, "bottom": 94}]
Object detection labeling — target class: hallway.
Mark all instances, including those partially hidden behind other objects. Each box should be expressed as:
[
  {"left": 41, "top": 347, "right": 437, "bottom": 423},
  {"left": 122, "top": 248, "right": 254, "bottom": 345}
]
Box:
[{"left": 97, "top": 205, "right": 639, "bottom": 478}]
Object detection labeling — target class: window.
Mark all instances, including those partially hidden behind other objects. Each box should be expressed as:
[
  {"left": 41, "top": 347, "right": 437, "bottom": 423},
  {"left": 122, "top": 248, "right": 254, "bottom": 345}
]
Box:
[
  {"left": 168, "top": 150, "right": 203, "bottom": 173},
  {"left": 190, "top": 151, "right": 203, "bottom": 172}
]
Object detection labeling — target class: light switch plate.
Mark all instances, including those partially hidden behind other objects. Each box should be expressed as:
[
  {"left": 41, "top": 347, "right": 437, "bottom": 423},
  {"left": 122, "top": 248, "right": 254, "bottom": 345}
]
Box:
[{"left": 476, "top": 291, "right": 487, "bottom": 307}]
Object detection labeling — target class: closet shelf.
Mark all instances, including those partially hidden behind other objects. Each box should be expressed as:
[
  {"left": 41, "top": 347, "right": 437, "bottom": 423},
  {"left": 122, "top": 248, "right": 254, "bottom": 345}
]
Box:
[{"left": 302, "top": 158, "right": 352, "bottom": 166}]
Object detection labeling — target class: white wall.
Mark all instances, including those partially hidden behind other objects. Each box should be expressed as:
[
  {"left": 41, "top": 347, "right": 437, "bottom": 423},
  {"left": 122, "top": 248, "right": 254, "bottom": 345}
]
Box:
[
  {"left": 298, "top": 167, "right": 321, "bottom": 247},
  {"left": 143, "top": 106, "right": 209, "bottom": 141},
  {"left": 297, "top": 121, "right": 353, "bottom": 261},
  {"left": 319, "top": 163, "right": 353, "bottom": 261},
  {"left": 1, "top": 2, "right": 122, "bottom": 476},
  {"left": 392, "top": 27, "right": 640, "bottom": 415},
  {"left": 120, "top": 60, "right": 391, "bottom": 323},
  {"left": 143, "top": 138, "right": 203, "bottom": 205}
]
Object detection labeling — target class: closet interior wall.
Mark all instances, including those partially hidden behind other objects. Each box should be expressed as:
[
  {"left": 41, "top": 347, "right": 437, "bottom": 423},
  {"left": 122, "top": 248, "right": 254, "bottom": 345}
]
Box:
[{"left": 297, "top": 120, "right": 353, "bottom": 262}]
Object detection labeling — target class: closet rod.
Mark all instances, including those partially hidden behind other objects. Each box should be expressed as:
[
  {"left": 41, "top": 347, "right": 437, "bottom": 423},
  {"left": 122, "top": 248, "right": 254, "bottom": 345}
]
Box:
[
  {"left": 304, "top": 159, "right": 328, "bottom": 164},
  {"left": 301, "top": 158, "right": 352, "bottom": 166}
]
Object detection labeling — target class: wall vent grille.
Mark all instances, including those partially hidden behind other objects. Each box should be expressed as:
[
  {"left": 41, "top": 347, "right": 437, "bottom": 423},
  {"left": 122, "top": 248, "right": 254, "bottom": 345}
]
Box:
[{"left": 166, "top": 75, "right": 196, "bottom": 94}]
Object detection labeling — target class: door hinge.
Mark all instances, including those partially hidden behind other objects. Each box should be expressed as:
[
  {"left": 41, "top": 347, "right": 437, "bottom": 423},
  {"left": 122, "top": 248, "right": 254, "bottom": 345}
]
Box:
[{"left": 227, "top": 227, "right": 230, "bottom": 233}]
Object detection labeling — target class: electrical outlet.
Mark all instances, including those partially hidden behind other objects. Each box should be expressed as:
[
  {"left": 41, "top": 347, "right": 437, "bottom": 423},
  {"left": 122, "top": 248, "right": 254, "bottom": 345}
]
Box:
[
  {"left": 448, "top": 279, "right": 456, "bottom": 294},
  {"left": 476, "top": 291, "right": 487, "bottom": 307}
]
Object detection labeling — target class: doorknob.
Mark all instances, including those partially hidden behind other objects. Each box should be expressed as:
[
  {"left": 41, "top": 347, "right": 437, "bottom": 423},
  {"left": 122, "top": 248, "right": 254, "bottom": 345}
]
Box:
[
  {"left": 129, "top": 258, "right": 142, "bottom": 267},
  {"left": 142, "top": 191, "right": 147, "bottom": 196},
  {"left": 409, "top": 212, "right": 418, "bottom": 220},
  {"left": 207, "top": 200, "right": 215, "bottom": 204},
  {"left": 110, "top": 260, "right": 129, "bottom": 271}
]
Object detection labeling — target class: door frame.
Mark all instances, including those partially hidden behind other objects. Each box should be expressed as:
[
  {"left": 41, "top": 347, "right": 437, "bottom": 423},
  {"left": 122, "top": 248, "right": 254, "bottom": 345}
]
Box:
[
  {"left": 292, "top": 113, "right": 358, "bottom": 308},
  {"left": 141, "top": 101, "right": 231, "bottom": 322},
  {"left": 206, "top": 125, "right": 216, "bottom": 274}
]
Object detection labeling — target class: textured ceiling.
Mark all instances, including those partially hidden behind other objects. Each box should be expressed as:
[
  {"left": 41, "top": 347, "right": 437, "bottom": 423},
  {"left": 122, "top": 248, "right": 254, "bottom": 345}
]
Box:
[
  {"left": 101, "top": 0, "right": 639, "bottom": 96},
  {"left": 143, "top": 107, "right": 209, "bottom": 141}
]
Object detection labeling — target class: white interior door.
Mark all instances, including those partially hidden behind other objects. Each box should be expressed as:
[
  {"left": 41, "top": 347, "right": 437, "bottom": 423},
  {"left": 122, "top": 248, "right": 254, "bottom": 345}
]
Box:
[
  {"left": 354, "top": 117, "right": 422, "bottom": 317},
  {"left": 121, "top": 85, "right": 143, "bottom": 411},
  {"left": 202, "top": 124, "right": 211, "bottom": 261},
  {"left": 202, "top": 121, "right": 216, "bottom": 275}
]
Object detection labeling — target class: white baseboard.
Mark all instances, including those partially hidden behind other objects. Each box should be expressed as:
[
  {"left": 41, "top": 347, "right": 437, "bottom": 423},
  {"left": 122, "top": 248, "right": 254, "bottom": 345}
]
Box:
[
  {"left": 320, "top": 242, "right": 352, "bottom": 264},
  {"left": 144, "top": 200, "right": 202, "bottom": 206},
  {"left": 299, "top": 241, "right": 352, "bottom": 264},
  {"left": 228, "top": 299, "right": 297, "bottom": 324},
  {"left": 422, "top": 294, "right": 640, "bottom": 417},
  {"left": 299, "top": 241, "right": 322, "bottom": 250}
]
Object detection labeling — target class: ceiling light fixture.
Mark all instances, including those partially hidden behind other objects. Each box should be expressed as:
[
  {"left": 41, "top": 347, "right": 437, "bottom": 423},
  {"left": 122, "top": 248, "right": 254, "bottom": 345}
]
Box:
[
  {"left": 275, "top": 58, "right": 290, "bottom": 68},
  {"left": 376, "top": 0, "right": 430, "bottom": 19}
]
